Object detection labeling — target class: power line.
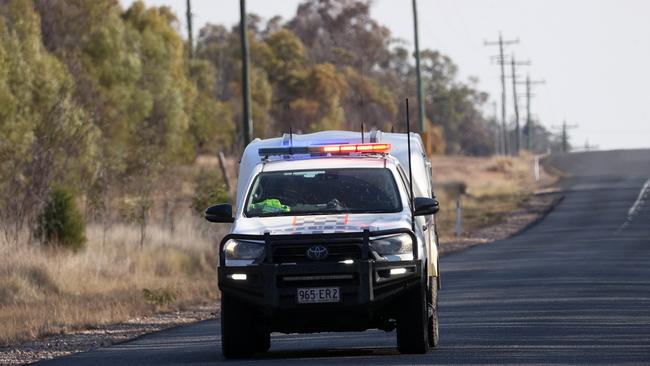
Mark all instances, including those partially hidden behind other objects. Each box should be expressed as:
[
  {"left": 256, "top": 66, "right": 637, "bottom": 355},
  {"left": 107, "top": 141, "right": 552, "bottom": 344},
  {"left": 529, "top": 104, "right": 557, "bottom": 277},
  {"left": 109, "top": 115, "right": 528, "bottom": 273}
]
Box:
[{"left": 484, "top": 33, "right": 519, "bottom": 155}]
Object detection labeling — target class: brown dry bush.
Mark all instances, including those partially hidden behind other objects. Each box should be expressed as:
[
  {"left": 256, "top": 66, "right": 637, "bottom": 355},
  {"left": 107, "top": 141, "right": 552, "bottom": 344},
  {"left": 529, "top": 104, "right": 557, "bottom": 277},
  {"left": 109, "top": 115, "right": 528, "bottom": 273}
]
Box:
[{"left": 431, "top": 155, "right": 539, "bottom": 240}]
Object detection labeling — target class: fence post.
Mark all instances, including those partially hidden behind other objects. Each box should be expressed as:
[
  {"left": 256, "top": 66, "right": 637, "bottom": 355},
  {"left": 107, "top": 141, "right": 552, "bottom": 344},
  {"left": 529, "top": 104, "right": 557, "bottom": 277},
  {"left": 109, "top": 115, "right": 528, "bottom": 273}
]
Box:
[
  {"left": 218, "top": 151, "right": 233, "bottom": 198},
  {"left": 455, "top": 197, "right": 462, "bottom": 238}
]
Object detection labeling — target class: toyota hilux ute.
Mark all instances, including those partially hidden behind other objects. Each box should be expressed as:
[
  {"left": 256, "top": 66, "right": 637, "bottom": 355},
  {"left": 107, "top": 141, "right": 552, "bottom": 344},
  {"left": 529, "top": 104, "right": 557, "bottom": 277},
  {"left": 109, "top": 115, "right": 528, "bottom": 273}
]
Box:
[{"left": 204, "top": 130, "right": 440, "bottom": 358}]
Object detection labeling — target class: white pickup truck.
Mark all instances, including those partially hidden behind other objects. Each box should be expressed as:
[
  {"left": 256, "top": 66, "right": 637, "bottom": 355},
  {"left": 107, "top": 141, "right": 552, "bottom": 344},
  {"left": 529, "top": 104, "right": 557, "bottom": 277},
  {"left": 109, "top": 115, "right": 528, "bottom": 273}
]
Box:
[{"left": 205, "top": 130, "right": 440, "bottom": 358}]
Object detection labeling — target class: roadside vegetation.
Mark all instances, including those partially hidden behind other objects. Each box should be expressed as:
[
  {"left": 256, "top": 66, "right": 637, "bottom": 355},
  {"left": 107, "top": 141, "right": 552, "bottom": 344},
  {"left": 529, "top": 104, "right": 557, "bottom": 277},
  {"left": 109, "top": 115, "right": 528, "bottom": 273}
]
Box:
[{"left": 0, "top": 217, "right": 223, "bottom": 346}]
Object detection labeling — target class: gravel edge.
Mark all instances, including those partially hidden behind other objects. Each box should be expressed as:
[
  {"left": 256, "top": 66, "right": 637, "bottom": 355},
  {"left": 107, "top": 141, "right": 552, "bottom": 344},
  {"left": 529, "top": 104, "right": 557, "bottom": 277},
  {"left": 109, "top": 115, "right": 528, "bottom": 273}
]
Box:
[
  {"left": 439, "top": 191, "right": 563, "bottom": 255},
  {"left": 0, "top": 306, "right": 217, "bottom": 366}
]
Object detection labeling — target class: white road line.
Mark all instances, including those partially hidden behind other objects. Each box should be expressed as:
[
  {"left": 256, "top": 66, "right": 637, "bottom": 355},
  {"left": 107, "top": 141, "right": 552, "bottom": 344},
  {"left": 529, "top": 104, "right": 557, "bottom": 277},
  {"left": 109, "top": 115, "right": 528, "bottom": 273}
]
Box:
[
  {"left": 628, "top": 179, "right": 650, "bottom": 217},
  {"left": 617, "top": 178, "right": 650, "bottom": 233}
]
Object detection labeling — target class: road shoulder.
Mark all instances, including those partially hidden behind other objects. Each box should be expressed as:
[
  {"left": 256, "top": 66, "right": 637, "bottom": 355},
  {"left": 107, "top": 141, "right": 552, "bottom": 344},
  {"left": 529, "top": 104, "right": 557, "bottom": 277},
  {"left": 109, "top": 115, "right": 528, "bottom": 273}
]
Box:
[
  {"left": 0, "top": 307, "right": 215, "bottom": 365},
  {"left": 439, "top": 190, "right": 563, "bottom": 255}
]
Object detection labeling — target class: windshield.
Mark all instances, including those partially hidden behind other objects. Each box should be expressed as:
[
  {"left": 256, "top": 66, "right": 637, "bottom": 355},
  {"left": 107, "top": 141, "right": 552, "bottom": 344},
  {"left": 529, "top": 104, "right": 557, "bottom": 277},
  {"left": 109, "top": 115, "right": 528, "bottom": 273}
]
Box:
[{"left": 245, "top": 168, "right": 402, "bottom": 217}]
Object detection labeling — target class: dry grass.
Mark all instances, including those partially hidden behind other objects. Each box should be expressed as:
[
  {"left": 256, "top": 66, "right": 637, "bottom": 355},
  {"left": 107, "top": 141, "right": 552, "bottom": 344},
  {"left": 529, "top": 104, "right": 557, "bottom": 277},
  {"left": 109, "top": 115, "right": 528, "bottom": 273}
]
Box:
[
  {"left": 431, "top": 153, "right": 547, "bottom": 241},
  {"left": 0, "top": 214, "right": 224, "bottom": 346}
]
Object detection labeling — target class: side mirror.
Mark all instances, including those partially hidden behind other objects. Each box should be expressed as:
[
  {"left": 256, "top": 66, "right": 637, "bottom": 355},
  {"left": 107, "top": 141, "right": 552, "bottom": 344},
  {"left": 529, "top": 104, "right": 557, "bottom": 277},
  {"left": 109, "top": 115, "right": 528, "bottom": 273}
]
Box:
[
  {"left": 414, "top": 197, "right": 439, "bottom": 216},
  {"left": 204, "top": 203, "right": 235, "bottom": 223}
]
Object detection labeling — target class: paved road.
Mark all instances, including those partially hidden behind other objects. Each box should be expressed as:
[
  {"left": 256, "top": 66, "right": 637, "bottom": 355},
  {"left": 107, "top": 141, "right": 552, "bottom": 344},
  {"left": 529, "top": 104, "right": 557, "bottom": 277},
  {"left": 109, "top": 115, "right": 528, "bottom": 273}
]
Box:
[{"left": 41, "top": 150, "right": 650, "bottom": 365}]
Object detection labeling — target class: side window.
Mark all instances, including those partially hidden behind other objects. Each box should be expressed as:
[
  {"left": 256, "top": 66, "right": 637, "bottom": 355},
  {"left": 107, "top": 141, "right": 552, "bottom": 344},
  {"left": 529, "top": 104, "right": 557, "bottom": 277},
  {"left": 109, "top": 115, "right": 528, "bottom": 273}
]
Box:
[
  {"left": 425, "top": 161, "right": 434, "bottom": 196},
  {"left": 396, "top": 166, "right": 412, "bottom": 207}
]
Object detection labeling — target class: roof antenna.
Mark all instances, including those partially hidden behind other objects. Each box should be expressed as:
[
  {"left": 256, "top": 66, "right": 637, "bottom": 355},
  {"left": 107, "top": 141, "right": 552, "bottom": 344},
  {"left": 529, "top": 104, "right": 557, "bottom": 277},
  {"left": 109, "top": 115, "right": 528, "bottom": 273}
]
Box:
[
  {"left": 405, "top": 98, "right": 415, "bottom": 232},
  {"left": 289, "top": 125, "right": 293, "bottom": 155},
  {"left": 360, "top": 56, "right": 366, "bottom": 144}
]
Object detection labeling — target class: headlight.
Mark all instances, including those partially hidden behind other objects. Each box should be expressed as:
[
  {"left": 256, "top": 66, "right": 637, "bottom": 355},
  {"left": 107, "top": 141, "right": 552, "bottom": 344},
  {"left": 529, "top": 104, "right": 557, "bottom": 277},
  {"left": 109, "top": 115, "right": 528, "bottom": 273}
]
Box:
[
  {"left": 223, "top": 239, "right": 265, "bottom": 260},
  {"left": 370, "top": 233, "right": 413, "bottom": 256}
]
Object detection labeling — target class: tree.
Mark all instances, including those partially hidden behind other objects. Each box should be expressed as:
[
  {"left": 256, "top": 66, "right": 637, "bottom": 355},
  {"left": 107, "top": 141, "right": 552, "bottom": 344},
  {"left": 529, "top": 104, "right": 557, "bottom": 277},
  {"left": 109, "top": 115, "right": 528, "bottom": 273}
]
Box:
[
  {"left": 288, "top": 0, "right": 391, "bottom": 72},
  {"left": 0, "top": 0, "right": 96, "bottom": 242}
]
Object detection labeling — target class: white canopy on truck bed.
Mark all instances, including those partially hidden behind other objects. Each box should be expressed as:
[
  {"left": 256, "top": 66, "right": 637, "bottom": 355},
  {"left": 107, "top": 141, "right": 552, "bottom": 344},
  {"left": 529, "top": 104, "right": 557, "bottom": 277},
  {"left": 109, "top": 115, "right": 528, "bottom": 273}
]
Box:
[{"left": 235, "top": 130, "right": 432, "bottom": 209}]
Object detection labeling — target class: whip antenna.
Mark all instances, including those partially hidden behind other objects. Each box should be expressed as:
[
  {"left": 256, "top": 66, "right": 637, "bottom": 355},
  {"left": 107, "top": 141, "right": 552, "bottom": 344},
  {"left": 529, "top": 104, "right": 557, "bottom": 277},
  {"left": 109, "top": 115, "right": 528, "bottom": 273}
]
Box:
[
  {"left": 289, "top": 125, "right": 293, "bottom": 155},
  {"left": 405, "top": 98, "right": 415, "bottom": 231}
]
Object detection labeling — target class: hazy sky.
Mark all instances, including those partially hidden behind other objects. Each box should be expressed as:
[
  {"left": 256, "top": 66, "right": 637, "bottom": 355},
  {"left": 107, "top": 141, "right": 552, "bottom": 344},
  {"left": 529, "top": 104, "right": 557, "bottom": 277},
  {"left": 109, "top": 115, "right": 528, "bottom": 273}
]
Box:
[{"left": 121, "top": 0, "right": 650, "bottom": 150}]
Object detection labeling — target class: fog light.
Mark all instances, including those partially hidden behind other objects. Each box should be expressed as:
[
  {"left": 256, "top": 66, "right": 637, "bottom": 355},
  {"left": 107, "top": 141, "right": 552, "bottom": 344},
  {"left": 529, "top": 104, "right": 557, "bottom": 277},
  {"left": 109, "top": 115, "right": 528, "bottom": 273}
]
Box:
[
  {"left": 339, "top": 259, "right": 354, "bottom": 264},
  {"left": 390, "top": 268, "right": 407, "bottom": 275},
  {"left": 230, "top": 273, "right": 247, "bottom": 280}
]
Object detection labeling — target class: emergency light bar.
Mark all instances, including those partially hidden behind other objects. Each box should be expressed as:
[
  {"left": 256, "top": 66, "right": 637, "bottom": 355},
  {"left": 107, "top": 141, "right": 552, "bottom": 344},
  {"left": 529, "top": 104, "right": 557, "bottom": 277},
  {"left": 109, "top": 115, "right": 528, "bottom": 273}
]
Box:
[{"left": 259, "top": 143, "right": 391, "bottom": 157}]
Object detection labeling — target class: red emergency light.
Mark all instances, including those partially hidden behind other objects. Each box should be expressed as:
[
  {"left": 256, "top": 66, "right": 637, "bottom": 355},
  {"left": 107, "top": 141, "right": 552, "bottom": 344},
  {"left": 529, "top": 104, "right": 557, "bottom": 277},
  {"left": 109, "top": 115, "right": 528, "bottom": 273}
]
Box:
[
  {"left": 259, "top": 143, "right": 391, "bottom": 157},
  {"left": 320, "top": 143, "right": 391, "bottom": 154}
]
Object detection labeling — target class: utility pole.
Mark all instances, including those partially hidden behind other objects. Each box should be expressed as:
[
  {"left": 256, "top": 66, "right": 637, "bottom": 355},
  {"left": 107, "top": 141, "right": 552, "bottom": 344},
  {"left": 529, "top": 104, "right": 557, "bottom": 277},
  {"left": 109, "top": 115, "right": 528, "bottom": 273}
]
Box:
[
  {"left": 485, "top": 33, "right": 519, "bottom": 155},
  {"left": 518, "top": 75, "right": 545, "bottom": 151},
  {"left": 552, "top": 120, "right": 578, "bottom": 153},
  {"left": 524, "top": 76, "right": 532, "bottom": 151},
  {"left": 186, "top": 0, "right": 193, "bottom": 59},
  {"left": 562, "top": 121, "right": 568, "bottom": 153},
  {"left": 412, "top": 0, "right": 425, "bottom": 134},
  {"left": 492, "top": 101, "right": 500, "bottom": 155},
  {"left": 508, "top": 54, "right": 530, "bottom": 156},
  {"left": 240, "top": 0, "right": 253, "bottom": 146}
]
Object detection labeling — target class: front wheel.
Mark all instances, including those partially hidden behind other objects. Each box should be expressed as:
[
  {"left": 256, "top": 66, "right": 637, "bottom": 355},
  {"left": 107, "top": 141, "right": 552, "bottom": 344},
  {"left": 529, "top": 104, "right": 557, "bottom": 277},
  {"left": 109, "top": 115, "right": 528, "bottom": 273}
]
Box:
[
  {"left": 221, "top": 295, "right": 268, "bottom": 358},
  {"left": 254, "top": 328, "right": 271, "bottom": 353},
  {"left": 396, "top": 279, "right": 429, "bottom": 354}
]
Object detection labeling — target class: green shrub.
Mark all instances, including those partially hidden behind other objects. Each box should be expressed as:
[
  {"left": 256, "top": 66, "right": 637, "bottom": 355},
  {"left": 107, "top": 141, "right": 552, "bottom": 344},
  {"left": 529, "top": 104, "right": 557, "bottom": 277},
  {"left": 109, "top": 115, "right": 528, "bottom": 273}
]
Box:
[
  {"left": 191, "top": 170, "right": 230, "bottom": 215},
  {"left": 35, "top": 186, "right": 86, "bottom": 251}
]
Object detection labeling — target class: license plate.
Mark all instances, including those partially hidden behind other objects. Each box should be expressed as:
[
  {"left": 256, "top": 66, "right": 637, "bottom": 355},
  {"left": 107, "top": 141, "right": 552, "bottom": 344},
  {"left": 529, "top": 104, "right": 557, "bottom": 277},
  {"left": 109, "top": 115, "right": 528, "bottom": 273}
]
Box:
[{"left": 297, "top": 287, "right": 340, "bottom": 304}]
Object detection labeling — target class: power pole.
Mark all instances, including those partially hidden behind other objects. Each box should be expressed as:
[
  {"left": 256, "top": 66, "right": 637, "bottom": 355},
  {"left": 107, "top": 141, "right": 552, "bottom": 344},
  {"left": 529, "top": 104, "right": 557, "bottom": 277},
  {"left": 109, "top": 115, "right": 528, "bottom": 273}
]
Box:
[
  {"left": 508, "top": 54, "right": 530, "bottom": 155},
  {"left": 562, "top": 121, "right": 568, "bottom": 153},
  {"left": 485, "top": 33, "right": 519, "bottom": 155},
  {"left": 186, "top": 0, "right": 193, "bottom": 59},
  {"left": 240, "top": 0, "right": 253, "bottom": 146},
  {"left": 492, "top": 101, "right": 500, "bottom": 155},
  {"left": 412, "top": 0, "right": 426, "bottom": 134},
  {"left": 552, "top": 120, "right": 578, "bottom": 153},
  {"left": 518, "top": 75, "right": 545, "bottom": 151}
]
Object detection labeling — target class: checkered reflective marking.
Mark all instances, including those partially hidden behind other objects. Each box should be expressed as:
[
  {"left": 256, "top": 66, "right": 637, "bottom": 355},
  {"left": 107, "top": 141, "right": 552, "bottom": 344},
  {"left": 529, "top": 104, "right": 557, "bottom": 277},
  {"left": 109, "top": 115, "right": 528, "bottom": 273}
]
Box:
[{"left": 275, "top": 214, "right": 369, "bottom": 234}]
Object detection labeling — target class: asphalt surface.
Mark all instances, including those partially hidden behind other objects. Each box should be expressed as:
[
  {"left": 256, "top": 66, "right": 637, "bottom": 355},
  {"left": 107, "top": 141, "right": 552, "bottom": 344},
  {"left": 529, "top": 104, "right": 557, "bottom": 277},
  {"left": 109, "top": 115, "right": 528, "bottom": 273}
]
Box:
[{"left": 40, "top": 150, "right": 650, "bottom": 365}]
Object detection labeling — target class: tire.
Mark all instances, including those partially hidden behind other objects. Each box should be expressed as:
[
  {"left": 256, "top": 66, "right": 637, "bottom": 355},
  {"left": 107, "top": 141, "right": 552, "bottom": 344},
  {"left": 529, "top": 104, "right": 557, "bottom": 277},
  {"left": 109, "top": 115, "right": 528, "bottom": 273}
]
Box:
[
  {"left": 427, "top": 277, "right": 440, "bottom": 348},
  {"left": 221, "top": 295, "right": 265, "bottom": 359},
  {"left": 396, "top": 279, "right": 429, "bottom": 354},
  {"left": 254, "top": 329, "right": 271, "bottom": 353}
]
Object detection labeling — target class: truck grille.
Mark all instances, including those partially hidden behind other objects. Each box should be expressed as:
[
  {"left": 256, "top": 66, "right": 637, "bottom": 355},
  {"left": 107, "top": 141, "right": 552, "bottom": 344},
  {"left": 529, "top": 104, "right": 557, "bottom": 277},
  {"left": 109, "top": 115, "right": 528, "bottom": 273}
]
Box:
[{"left": 272, "top": 243, "right": 362, "bottom": 263}]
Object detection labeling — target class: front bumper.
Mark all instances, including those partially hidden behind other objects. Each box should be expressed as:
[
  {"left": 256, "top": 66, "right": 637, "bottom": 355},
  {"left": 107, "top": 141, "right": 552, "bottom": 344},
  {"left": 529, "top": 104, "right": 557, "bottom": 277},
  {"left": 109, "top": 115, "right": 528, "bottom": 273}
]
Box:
[
  {"left": 217, "top": 229, "right": 423, "bottom": 331},
  {"left": 219, "top": 258, "right": 422, "bottom": 308}
]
